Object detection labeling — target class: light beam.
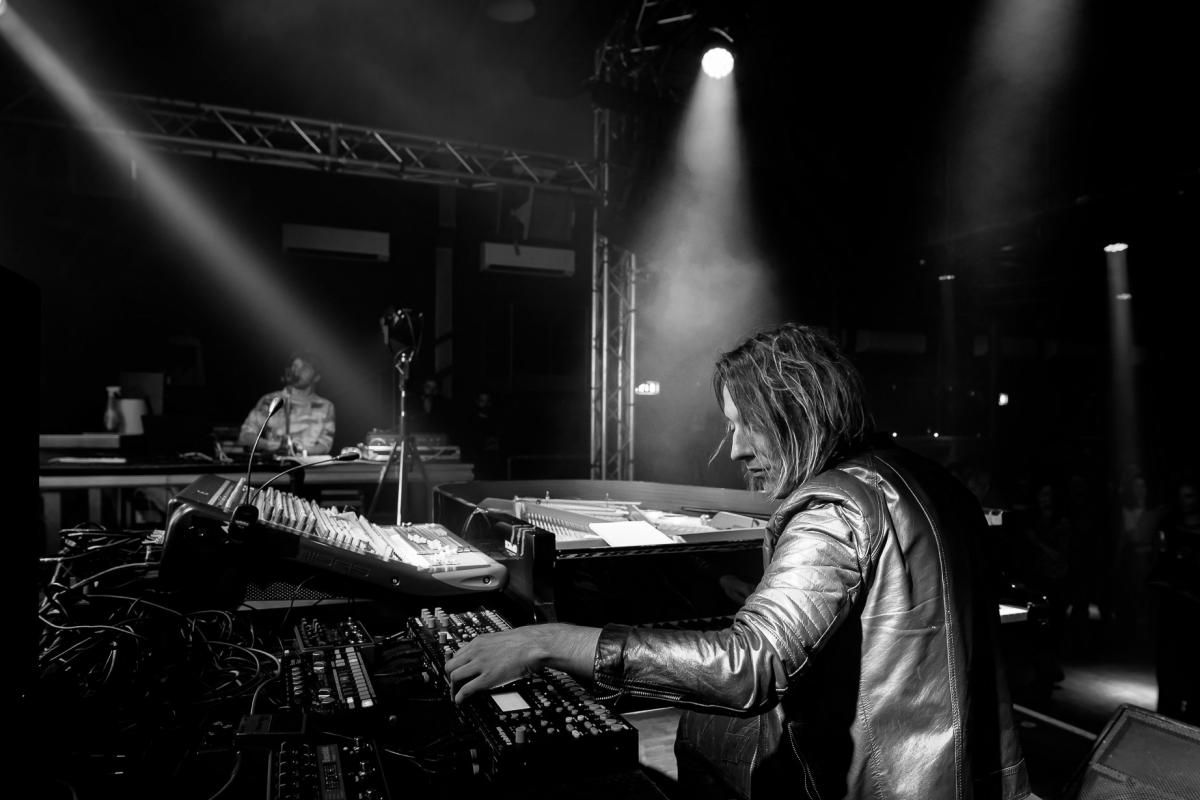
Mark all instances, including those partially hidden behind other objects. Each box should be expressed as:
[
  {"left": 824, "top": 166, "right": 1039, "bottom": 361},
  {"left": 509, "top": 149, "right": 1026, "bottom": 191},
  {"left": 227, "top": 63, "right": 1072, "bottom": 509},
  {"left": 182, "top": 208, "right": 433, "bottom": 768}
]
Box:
[{"left": 1, "top": 5, "right": 381, "bottom": 424}]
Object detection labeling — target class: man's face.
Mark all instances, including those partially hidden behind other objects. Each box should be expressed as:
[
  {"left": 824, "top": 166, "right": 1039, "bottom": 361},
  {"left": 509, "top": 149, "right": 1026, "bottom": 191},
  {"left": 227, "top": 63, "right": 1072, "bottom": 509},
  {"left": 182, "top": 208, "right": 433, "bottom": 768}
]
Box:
[
  {"left": 722, "top": 385, "right": 772, "bottom": 491},
  {"left": 290, "top": 357, "right": 318, "bottom": 389}
]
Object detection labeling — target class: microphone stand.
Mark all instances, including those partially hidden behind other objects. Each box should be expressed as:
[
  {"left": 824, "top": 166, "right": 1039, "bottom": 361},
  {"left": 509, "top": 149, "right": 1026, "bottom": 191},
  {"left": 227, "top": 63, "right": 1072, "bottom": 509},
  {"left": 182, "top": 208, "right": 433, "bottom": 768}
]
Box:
[{"left": 394, "top": 350, "right": 413, "bottom": 525}]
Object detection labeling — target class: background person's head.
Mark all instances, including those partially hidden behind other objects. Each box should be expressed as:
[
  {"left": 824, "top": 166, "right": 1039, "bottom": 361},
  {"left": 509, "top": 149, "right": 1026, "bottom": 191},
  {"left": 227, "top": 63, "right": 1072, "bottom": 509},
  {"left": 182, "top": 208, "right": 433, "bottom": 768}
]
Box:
[
  {"left": 285, "top": 349, "right": 320, "bottom": 391},
  {"left": 713, "top": 323, "right": 870, "bottom": 498}
]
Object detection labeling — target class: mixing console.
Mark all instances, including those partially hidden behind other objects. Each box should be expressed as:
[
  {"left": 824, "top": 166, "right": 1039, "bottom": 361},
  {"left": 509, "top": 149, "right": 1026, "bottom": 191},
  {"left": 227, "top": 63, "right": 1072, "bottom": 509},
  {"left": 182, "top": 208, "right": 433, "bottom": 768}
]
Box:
[
  {"left": 164, "top": 474, "right": 507, "bottom": 596},
  {"left": 406, "top": 607, "right": 638, "bottom": 781}
]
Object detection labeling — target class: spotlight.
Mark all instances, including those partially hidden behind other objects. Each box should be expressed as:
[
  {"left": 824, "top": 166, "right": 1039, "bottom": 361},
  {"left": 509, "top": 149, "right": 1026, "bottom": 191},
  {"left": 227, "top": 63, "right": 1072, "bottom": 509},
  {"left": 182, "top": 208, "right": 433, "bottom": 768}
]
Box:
[
  {"left": 701, "top": 47, "right": 734, "bottom": 79},
  {"left": 1104, "top": 243, "right": 1128, "bottom": 253},
  {"left": 635, "top": 380, "right": 661, "bottom": 396},
  {"left": 1115, "top": 293, "right": 1132, "bottom": 301},
  {"left": 998, "top": 393, "right": 1009, "bottom": 406}
]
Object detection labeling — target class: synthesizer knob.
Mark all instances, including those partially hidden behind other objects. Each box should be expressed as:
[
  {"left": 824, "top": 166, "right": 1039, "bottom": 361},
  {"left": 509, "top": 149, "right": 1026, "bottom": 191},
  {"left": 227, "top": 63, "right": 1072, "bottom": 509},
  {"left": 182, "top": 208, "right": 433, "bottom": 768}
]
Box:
[{"left": 514, "top": 726, "right": 527, "bottom": 744}]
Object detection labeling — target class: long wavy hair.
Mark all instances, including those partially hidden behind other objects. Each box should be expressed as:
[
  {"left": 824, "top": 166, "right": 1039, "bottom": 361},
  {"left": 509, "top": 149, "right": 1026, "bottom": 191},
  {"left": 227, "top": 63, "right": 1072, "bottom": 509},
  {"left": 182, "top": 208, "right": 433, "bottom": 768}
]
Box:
[{"left": 713, "top": 324, "right": 870, "bottom": 498}]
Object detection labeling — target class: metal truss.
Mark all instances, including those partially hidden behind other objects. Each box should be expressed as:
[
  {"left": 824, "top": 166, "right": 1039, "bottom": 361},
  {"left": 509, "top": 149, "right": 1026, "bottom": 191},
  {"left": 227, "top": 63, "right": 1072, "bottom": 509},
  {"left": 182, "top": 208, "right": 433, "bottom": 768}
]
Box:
[
  {"left": 0, "top": 90, "right": 600, "bottom": 196},
  {"left": 590, "top": 0, "right": 701, "bottom": 480},
  {"left": 590, "top": 221, "right": 637, "bottom": 481}
]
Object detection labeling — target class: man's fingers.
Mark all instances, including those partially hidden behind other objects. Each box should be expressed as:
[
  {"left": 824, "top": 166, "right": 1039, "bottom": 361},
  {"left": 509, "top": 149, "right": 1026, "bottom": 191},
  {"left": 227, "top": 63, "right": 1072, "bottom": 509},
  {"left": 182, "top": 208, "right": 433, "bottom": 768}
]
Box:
[{"left": 453, "top": 671, "right": 491, "bottom": 705}]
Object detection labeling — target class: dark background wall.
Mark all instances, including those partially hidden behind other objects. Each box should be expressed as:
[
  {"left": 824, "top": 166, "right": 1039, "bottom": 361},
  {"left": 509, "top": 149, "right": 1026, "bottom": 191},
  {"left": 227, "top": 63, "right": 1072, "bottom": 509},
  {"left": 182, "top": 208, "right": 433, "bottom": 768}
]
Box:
[{"left": 1, "top": 122, "right": 593, "bottom": 465}]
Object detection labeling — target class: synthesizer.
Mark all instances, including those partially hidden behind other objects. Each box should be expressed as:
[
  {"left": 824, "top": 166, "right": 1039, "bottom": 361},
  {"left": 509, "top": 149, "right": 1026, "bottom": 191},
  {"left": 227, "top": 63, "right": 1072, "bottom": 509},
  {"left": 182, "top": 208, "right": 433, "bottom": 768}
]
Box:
[
  {"left": 295, "top": 617, "right": 376, "bottom": 664},
  {"left": 282, "top": 646, "right": 379, "bottom": 719},
  {"left": 407, "top": 606, "right": 638, "bottom": 781},
  {"left": 162, "top": 473, "right": 507, "bottom": 596},
  {"left": 271, "top": 738, "right": 391, "bottom": 800}
]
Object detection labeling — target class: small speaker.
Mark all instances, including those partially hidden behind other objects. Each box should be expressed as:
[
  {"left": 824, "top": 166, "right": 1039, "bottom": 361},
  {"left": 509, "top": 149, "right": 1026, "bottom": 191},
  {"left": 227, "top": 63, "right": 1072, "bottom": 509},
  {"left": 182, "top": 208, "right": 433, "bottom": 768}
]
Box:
[{"left": 1061, "top": 704, "right": 1200, "bottom": 800}]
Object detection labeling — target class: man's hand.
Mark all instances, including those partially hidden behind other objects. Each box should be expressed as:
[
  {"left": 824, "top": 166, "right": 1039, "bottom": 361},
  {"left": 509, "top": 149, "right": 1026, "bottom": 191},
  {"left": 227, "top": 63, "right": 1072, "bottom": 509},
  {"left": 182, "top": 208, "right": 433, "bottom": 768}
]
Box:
[{"left": 444, "top": 624, "right": 601, "bottom": 705}]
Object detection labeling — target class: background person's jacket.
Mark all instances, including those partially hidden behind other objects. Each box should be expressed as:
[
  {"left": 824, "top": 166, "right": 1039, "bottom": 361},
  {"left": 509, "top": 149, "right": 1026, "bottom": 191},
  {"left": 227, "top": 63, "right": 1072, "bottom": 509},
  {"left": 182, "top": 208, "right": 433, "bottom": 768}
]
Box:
[{"left": 593, "top": 439, "right": 1030, "bottom": 799}]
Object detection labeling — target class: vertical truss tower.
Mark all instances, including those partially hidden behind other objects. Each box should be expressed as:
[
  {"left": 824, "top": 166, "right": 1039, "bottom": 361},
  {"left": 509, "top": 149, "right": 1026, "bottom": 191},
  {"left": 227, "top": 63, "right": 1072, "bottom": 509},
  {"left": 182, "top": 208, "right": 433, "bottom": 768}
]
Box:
[{"left": 590, "top": 0, "right": 699, "bottom": 480}]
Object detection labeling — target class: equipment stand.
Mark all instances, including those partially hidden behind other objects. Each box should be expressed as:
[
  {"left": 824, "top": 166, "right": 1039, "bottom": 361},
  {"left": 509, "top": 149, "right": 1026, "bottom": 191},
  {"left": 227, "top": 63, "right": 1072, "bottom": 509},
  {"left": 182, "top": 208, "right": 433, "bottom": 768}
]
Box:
[{"left": 394, "top": 351, "right": 413, "bottom": 525}]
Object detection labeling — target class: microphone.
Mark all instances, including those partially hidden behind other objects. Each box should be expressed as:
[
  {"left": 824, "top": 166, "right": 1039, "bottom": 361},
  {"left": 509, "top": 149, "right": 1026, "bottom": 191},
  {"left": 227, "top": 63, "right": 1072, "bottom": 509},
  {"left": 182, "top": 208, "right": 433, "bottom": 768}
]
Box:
[
  {"left": 230, "top": 450, "right": 360, "bottom": 536},
  {"left": 229, "top": 397, "right": 284, "bottom": 535},
  {"left": 247, "top": 396, "right": 284, "bottom": 474}
]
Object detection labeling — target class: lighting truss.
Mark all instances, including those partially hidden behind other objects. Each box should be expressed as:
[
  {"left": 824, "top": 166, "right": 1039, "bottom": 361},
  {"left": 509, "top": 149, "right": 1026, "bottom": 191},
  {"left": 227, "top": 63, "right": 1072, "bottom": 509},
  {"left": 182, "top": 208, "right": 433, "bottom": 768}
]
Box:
[
  {"left": 590, "top": 0, "right": 700, "bottom": 480},
  {"left": 0, "top": 89, "right": 600, "bottom": 196}
]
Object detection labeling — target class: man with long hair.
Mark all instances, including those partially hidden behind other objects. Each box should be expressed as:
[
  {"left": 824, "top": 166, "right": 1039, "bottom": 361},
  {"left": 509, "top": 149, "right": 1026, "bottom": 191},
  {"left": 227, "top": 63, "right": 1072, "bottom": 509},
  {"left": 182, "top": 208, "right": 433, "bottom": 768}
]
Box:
[{"left": 446, "top": 323, "right": 1029, "bottom": 799}]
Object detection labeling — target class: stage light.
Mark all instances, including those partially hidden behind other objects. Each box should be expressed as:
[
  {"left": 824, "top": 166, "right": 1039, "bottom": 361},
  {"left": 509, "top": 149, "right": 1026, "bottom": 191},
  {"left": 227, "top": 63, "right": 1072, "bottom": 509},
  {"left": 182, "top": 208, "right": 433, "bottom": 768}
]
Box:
[
  {"left": 1104, "top": 243, "right": 1128, "bottom": 253},
  {"left": 701, "top": 47, "right": 734, "bottom": 79},
  {"left": 634, "top": 381, "right": 661, "bottom": 396},
  {"left": 998, "top": 393, "right": 1009, "bottom": 406},
  {"left": 892, "top": 432, "right": 898, "bottom": 438},
  {"left": 938, "top": 274, "right": 956, "bottom": 281},
  {"left": 933, "top": 432, "right": 940, "bottom": 438},
  {"left": 1115, "top": 293, "right": 1132, "bottom": 301}
]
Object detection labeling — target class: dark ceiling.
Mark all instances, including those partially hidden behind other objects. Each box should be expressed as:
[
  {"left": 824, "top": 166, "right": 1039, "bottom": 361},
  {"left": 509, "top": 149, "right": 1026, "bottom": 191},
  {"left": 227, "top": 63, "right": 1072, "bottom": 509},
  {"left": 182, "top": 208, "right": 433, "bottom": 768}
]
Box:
[{"left": 4, "top": 0, "right": 1195, "bottom": 265}]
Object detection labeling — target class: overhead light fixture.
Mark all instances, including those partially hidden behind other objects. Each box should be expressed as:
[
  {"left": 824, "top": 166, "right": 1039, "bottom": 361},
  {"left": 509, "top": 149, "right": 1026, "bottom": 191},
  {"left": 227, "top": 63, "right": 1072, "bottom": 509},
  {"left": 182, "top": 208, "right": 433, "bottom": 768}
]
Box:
[
  {"left": 700, "top": 27, "right": 735, "bottom": 79},
  {"left": 701, "top": 47, "right": 734, "bottom": 79},
  {"left": 483, "top": 0, "right": 536, "bottom": 24}
]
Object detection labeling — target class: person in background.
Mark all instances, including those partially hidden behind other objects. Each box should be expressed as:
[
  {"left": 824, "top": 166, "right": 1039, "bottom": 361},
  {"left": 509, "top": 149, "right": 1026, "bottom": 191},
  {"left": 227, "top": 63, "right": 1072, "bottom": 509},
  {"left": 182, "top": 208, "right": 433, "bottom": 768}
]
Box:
[
  {"left": 1115, "top": 468, "right": 1166, "bottom": 643},
  {"left": 238, "top": 350, "right": 335, "bottom": 456},
  {"left": 1064, "top": 468, "right": 1112, "bottom": 646},
  {"left": 443, "top": 323, "right": 1028, "bottom": 800},
  {"left": 1151, "top": 474, "right": 1200, "bottom": 724},
  {"left": 462, "top": 390, "right": 505, "bottom": 480},
  {"left": 407, "top": 376, "right": 452, "bottom": 436},
  {"left": 1021, "top": 480, "right": 1070, "bottom": 696}
]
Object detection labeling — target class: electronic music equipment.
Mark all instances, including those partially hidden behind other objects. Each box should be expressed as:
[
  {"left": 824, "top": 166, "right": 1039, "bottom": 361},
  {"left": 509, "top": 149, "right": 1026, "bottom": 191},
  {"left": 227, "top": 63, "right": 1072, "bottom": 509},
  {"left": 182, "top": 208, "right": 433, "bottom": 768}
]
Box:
[
  {"left": 271, "top": 738, "right": 391, "bottom": 800},
  {"left": 163, "top": 474, "right": 507, "bottom": 596},
  {"left": 247, "top": 396, "right": 284, "bottom": 472},
  {"left": 406, "top": 606, "right": 638, "bottom": 781},
  {"left": 296, "top": 618, "right": 375, "bottom": 664},
  {"left": 282, "top": 646, "right": 379, "bottom": 718}
]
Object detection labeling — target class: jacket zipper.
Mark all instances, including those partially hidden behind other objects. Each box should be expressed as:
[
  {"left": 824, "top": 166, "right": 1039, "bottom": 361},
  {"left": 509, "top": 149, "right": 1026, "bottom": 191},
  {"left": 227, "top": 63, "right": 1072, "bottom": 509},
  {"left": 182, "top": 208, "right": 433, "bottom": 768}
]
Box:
[{"left": 788, "top": 726, "right": 822, "bottom": 800}]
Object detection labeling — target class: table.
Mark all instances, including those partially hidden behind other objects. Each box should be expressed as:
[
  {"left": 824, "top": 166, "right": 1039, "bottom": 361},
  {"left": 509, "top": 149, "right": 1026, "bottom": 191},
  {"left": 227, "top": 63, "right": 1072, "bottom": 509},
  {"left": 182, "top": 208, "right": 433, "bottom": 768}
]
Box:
[{"left": 39, "top": 458, "right": 473, "bottom": 552}]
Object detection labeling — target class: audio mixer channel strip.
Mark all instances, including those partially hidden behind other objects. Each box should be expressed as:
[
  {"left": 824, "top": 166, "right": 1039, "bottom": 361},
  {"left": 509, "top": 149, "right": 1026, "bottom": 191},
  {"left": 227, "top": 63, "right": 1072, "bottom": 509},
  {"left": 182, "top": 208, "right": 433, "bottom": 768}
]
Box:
[
  {"left": 163, "top": 474, "right": 507, "bottom": 596},
  {"left": 407, "top": 606, "right": 640, "bottom": 781}
]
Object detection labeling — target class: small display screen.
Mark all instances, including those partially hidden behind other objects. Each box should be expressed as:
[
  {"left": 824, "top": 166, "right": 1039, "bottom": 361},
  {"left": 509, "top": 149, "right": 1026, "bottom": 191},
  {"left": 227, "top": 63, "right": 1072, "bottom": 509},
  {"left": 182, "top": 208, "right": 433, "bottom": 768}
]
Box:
[{"left": 491, "top": 691, "right": 531, "bottom": 712}]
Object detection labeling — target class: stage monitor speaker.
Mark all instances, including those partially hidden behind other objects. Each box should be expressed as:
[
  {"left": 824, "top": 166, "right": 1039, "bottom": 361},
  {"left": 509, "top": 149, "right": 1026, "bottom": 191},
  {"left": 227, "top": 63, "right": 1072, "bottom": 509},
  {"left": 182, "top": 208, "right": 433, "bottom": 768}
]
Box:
[{"left": 1061, "top": 704, "right": 1200, "bottom": 800}]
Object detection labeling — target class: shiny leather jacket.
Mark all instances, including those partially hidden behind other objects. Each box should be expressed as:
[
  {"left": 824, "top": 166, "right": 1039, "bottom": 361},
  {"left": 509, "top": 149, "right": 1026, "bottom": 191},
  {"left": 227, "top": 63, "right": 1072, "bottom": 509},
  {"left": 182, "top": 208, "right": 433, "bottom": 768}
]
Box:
[{"left": 594, "top": 441, "right": 1030, "bottom": 799}]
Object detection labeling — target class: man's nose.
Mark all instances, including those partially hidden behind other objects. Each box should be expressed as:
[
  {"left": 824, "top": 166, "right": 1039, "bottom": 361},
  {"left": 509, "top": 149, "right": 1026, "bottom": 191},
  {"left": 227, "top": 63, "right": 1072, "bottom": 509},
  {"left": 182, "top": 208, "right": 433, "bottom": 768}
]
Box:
[{"left": 730, "top": 429, "right": 754, "bottom": 461}]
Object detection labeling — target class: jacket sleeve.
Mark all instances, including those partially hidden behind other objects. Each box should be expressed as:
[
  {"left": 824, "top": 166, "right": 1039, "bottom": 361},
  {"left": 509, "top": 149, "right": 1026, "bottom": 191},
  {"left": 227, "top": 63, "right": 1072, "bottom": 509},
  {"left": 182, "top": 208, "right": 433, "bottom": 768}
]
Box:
[{"left": 592, "top": 495, "right": 866, "bottom": 714}]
